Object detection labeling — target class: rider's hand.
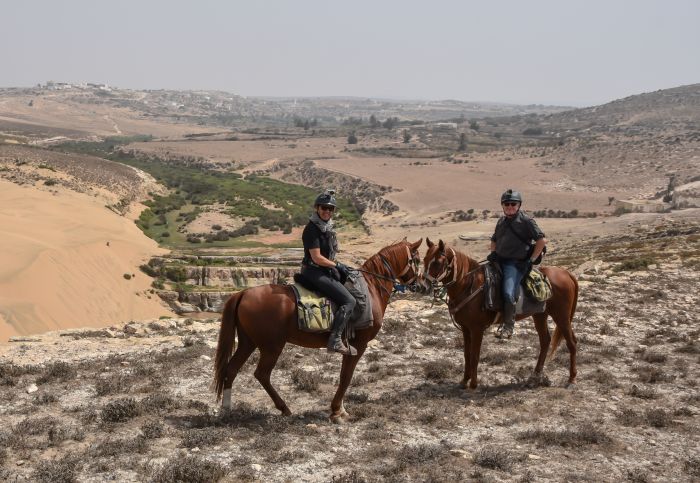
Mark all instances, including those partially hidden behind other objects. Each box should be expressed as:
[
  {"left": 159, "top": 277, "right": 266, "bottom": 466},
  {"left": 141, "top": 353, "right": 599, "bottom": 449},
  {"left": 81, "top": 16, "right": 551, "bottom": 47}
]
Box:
[
  {"left": 335, "top": 262, "right": 350, "bottom": 278},
  {"left": 486, "top": 252, "right": 499, "bottom": 263}
]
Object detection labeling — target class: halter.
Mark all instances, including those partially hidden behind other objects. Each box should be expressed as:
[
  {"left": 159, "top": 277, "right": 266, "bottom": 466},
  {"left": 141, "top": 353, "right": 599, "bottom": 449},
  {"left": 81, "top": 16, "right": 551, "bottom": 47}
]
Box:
[{"left": 425, "top": 249, "right": 487, "bottom": 323}]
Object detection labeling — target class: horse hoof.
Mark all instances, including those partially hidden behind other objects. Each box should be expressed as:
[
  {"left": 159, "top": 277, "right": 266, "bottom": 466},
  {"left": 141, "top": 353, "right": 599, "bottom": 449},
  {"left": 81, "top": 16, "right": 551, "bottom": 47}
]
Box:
[
  {"left": 526, "top": 373, "right": 551, "bottom": 388},
  {"left": 565, "top": 382, "right": 577, "bottom": 390},
  {"left": 459, "top": 379, "right": 470, "bottom": 389},
  {"left": 330, "top": 413, "right": 345, "bottom": 424},
  {"left": 281, "top": 407, "right": 292, "bottom": 417}
]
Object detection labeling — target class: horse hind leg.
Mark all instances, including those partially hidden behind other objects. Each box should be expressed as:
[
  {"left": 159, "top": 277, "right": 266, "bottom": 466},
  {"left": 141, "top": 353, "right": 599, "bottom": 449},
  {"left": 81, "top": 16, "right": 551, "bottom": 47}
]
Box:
[
  {"left": 254, "top": 347, "right": 292, "bottom": 416},
  {"left": 222, "top": 331, "right": 255, "bottom": 410},
  {"left": 551, "top": 311, "right": 577, "bottom": 386}
]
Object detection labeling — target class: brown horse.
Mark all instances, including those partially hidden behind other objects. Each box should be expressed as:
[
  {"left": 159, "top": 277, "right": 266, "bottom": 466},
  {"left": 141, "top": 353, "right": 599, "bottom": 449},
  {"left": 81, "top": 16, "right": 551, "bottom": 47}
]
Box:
[
  {"left": 422, "top": 239, "right": 578, "bottom": 389},
  {"left": 214, "top": 239, "right": 423, "bottom": 422}
]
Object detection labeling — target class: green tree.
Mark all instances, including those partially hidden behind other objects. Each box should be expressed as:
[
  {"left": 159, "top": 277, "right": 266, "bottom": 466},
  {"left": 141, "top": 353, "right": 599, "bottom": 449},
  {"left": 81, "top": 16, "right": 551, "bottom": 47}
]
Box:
[
  {"left": 369, "top": 114, "right": 380, "bottom": 128},
  {"left": 347, "top": 131, "right": 358, "bottom": 144},
  {"left": 458, "top": 132, "right": 467, "bottom": 152},
  {"left": 469, "top": 120, "right": 480, "bottom": 131},
  {"left": 402, "top": 130, "right": 411, "bottom": 143}
]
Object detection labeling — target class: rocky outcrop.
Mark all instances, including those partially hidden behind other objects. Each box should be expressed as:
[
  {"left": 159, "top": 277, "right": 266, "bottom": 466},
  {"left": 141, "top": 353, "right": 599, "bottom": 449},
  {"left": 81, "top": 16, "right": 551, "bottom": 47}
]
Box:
[
  {"left": 181, "top": 266, "right": 296, "bottom": 288},
  {"left": 158, "top": 290, "right": 233, "bottom": 313}
]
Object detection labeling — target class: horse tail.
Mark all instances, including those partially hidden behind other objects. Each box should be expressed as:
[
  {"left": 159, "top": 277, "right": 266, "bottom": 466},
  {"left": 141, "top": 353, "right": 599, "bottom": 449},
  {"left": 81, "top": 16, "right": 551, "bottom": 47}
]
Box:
[
  {"left": 214, "top": 290, "right": 243, "bottom": 400},
  {"left": 547, "top": 271, "right": 578, "bottom": 360}
]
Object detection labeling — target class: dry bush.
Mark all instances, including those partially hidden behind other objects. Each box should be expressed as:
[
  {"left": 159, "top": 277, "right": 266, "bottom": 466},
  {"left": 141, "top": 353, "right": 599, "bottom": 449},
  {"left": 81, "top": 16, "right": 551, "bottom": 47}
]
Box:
[
  {"left": 675, "top": 341, "right": 700, "bottom": 354},
  {"left": 641, "top": 350, "right": 668, "bottom": 363},
  {"left": 618, "top": 408, "right": 645, "bottom": 426},
  {"left": 90, "top": 435, "right": 148, "bottom": 457},
  {"left": 150, "top": 455, "right": 228, "bottom": 483},
  {"left": 101, "top": 398, "right": 139, "bottom": 423},
  {"left": 139, "top": 392, "right": 181, "bottom": 415},
  {"left": 423, "top": 358, "right": 456, "bottom": 380},
  {"left": 36, "top": 361, "right": 77, "bottom": 384},
  {"left": 181, "top": 428, "right": 229, "bottom": 448},
  {"left": 266, "top": 448, "right": 308, "bottom": 463},
  {"left": 331, "top": 470, "right": 369, "bottom": 483},
  {"left": 473, "top": 446, "right": 514, "bottom": 471},
  {"left": 140, "top": 420, "right": 165, "bottom": 439},
  {"left": 32, "top": 392, "right": 58, "bottom": 405},
  {"left": 626, "top": 468, "right": 650, "bottom": 483},
  {"left": 382, "top": 317, "right": 410, "bottom": 335},
  {"left": 644, "top": 408, "right": 672, "bottom": 428},
  {"left": 591, "top": 368, "right": 619, "bottom": 387},
  {"left": 13, "top": 416, "right": 56, "bottom": 436},
  {"left": 95, "top": 374, "right": 132, "bottom": 396},
  {"left": 629, "top": 385, "right": 659, "bottom": 399},
  {"left": 346, "top": 391, "right": 369, "bottom": 403},
  {"left": 516, "top": 426, "right": 611, "bottom": 447},
  {"left": 291, "top": 368, "right": 321, "bottom": 392},
  {"left": 33, "top": 454, "right": 82, "bottom": 483},
  {"left": 633, "top": 365, "right": 674, "bottom": 383},
  {"left": 685, "top": 457, "right": 700, "bottom": 478},
  {"left": 482, "top": 350, "right": 509, "bottom": 366}
]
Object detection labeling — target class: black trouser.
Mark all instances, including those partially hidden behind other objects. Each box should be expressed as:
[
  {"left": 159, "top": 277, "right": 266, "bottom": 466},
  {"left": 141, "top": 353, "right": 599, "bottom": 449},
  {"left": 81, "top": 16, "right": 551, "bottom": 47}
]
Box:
[{"left": 301, "top": 266, "right": 356, "bottom": 321}]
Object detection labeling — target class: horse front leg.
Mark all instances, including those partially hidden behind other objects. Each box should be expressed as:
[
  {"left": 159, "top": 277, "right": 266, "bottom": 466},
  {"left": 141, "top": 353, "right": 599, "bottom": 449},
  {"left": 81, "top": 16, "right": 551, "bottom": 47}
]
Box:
[
  {"left": 533, "top": 313, "right": 551, "bottom": 375},
  {"left": 468, "top": 328, "right": 485, "bottom": 390},
  {"left": 330, "top": 344, "right": 366, "bottom": 424},
  {"left": 460, "top": 327, "right": 472, "bottom": 388}
]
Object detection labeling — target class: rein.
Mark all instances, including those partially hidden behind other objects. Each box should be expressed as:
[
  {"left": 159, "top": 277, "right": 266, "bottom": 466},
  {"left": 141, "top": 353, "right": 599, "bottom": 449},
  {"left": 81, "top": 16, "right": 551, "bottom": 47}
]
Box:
[{"left": 356, "top": 245, "right": 418, "bottom": 298}]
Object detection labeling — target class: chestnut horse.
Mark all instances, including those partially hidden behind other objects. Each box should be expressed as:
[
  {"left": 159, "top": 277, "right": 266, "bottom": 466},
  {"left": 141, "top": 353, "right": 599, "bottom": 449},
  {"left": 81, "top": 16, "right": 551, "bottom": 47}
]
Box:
[
  {"left": 214, "top": 239, "right": 423, "bottom": 422},
  {"left": 422, "top": 239, "right": 578, "bottom": 389}
]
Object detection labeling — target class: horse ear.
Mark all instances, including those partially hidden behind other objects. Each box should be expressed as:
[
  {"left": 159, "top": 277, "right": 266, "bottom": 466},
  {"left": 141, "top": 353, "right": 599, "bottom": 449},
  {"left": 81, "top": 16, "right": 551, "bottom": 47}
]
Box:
[
  {"left": 426, "top": 237, "right": 434, "bottom": 248},
  {"left": 410, "top": 238, "right": 423, "bottom": 250},
  {"left": 402, "top": 236, "right": 408, "bottom": 242},
  {"left": 438, "top": 239, "right": 445, "bottom": 252}
]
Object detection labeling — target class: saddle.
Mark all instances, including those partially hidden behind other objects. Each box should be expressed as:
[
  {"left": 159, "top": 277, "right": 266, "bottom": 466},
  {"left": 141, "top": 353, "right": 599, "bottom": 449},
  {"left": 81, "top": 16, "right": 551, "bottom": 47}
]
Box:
[
  {"left": 291, "top": 271, "right": 373, "bottom": 333},
  {"left": 483, "top": 263, "right": 551, "bottom": 316}
]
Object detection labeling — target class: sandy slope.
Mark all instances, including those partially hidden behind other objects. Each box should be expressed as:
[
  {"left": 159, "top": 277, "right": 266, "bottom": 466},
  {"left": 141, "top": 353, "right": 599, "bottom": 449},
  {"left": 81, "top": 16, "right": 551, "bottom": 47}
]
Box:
[{"left": 0, "top": 180, "right": 173, "bottom": 341}]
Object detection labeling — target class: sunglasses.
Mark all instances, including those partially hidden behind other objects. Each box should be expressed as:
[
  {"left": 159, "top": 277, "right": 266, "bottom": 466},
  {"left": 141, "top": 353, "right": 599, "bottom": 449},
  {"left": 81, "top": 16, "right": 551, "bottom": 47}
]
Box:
[
  {"left": 319, "top": 205, "right": 335, "bottom": 212},
  {"left": 502, "top": 202, "right": 519, "bottom": 207}
]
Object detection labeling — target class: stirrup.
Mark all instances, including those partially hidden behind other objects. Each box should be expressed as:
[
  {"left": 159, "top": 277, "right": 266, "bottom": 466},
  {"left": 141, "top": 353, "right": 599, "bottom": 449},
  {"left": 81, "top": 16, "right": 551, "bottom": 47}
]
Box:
[
  {"left": 495, "top": 324, "right": 514, "bottom": 340},
  {"left": 327, "top": 339, "right": 357, "bottom": 356}
]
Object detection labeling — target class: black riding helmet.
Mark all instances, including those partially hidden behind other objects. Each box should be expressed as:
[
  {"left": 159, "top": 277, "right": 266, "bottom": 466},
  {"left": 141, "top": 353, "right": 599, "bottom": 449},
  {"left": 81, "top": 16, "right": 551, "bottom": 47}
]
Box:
[
  {"left": 501, "top": 189, "right": 523, "bottom": 204},
  {"left": 314, "top": 189, "right": 337, "bottom": 207}
]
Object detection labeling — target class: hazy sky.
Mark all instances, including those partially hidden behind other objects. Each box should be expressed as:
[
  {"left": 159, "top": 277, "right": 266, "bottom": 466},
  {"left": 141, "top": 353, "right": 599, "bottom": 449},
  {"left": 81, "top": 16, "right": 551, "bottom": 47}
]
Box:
[{"left": 2, "top": 0, "right": 698, "bottom": 106}]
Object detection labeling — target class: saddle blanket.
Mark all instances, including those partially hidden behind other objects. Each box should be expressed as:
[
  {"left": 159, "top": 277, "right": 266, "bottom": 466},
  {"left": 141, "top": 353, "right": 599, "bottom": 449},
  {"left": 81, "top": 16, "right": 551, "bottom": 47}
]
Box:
[{"left": 291, "top": 270, "right": 373, "bottom": 333}]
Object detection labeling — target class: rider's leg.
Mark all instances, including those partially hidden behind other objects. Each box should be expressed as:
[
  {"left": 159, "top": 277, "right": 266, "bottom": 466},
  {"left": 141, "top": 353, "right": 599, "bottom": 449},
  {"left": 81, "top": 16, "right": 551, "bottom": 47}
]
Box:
[
  {"left": 497, "top": 260, "right": 526, "bottom": 339},
  {"left": 302, "top": 267, "right": 357, "bottom": 355}
]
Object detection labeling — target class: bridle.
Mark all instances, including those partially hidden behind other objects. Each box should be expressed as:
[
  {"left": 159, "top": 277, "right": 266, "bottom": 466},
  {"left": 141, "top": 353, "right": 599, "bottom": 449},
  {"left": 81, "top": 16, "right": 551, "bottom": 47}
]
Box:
[
  {"left": 355, "top": 244, "right": 421, "bottom": 297},
  {"left": 423, "top": 248, "right": 486, "bottom": 318}
]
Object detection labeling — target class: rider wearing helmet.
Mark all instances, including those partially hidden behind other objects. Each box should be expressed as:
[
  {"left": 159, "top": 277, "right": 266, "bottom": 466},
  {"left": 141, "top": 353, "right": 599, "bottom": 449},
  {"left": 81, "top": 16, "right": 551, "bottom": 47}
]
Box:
[
  {"left": 301, "top": 190, "right": 357, "bottom": 355},
  {"left": 487, "top": 189, "right": 547, "bottom": 339}
]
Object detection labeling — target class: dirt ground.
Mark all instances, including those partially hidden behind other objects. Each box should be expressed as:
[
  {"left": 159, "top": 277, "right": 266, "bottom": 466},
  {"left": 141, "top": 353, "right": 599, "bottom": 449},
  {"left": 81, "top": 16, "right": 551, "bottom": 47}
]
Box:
[{"left": 0, "top": 216, "right": 697, "bottom": 482}]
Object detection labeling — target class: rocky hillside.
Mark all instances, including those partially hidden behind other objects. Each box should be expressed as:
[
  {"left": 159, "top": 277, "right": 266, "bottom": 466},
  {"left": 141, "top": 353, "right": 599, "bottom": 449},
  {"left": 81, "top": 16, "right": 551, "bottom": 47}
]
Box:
[{"left": 0, "top": 145, "right": 162, "bottom": 212}]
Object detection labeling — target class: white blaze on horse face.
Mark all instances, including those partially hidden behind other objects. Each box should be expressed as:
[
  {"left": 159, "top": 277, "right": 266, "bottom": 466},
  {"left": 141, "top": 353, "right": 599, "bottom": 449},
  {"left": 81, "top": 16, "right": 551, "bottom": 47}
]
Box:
[{"left": 222, "top": 389, "right": 232, "bottom": 409}]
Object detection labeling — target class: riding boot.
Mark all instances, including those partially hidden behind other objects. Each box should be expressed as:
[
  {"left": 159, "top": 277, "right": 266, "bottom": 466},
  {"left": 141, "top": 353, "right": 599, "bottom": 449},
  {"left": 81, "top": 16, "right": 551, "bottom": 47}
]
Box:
[
  {"left": 496, "top": 301, "right": 516, "bottom": 339},
  {"left": 327, "top": 307, "right": 357, "bottom": 356}
]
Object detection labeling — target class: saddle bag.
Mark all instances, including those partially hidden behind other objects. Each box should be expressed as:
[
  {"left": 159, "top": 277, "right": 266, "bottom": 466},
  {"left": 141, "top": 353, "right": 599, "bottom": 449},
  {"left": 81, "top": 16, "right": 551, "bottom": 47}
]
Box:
[
  {"left": 290, "top": 285, "right": 333, "bottom": 332},
  {"left": 522, "top": 268, "right": 553, "bottom": 302}
]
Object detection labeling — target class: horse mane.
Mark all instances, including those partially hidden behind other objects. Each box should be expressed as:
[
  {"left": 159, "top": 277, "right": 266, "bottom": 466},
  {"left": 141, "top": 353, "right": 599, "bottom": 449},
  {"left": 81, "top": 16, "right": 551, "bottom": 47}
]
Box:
[
  {"left": 361, "top": 240, "right": 408, "bottom": 274},
  {"left": 450, "top": 247, "right": 479, "bottom": 281}
]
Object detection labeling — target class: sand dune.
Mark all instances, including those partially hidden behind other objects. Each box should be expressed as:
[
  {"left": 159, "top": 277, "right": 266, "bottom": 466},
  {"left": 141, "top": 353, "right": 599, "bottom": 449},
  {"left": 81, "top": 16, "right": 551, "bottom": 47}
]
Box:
[{"left": 0, "top": 180, "right": 173, "bottom": 341}]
